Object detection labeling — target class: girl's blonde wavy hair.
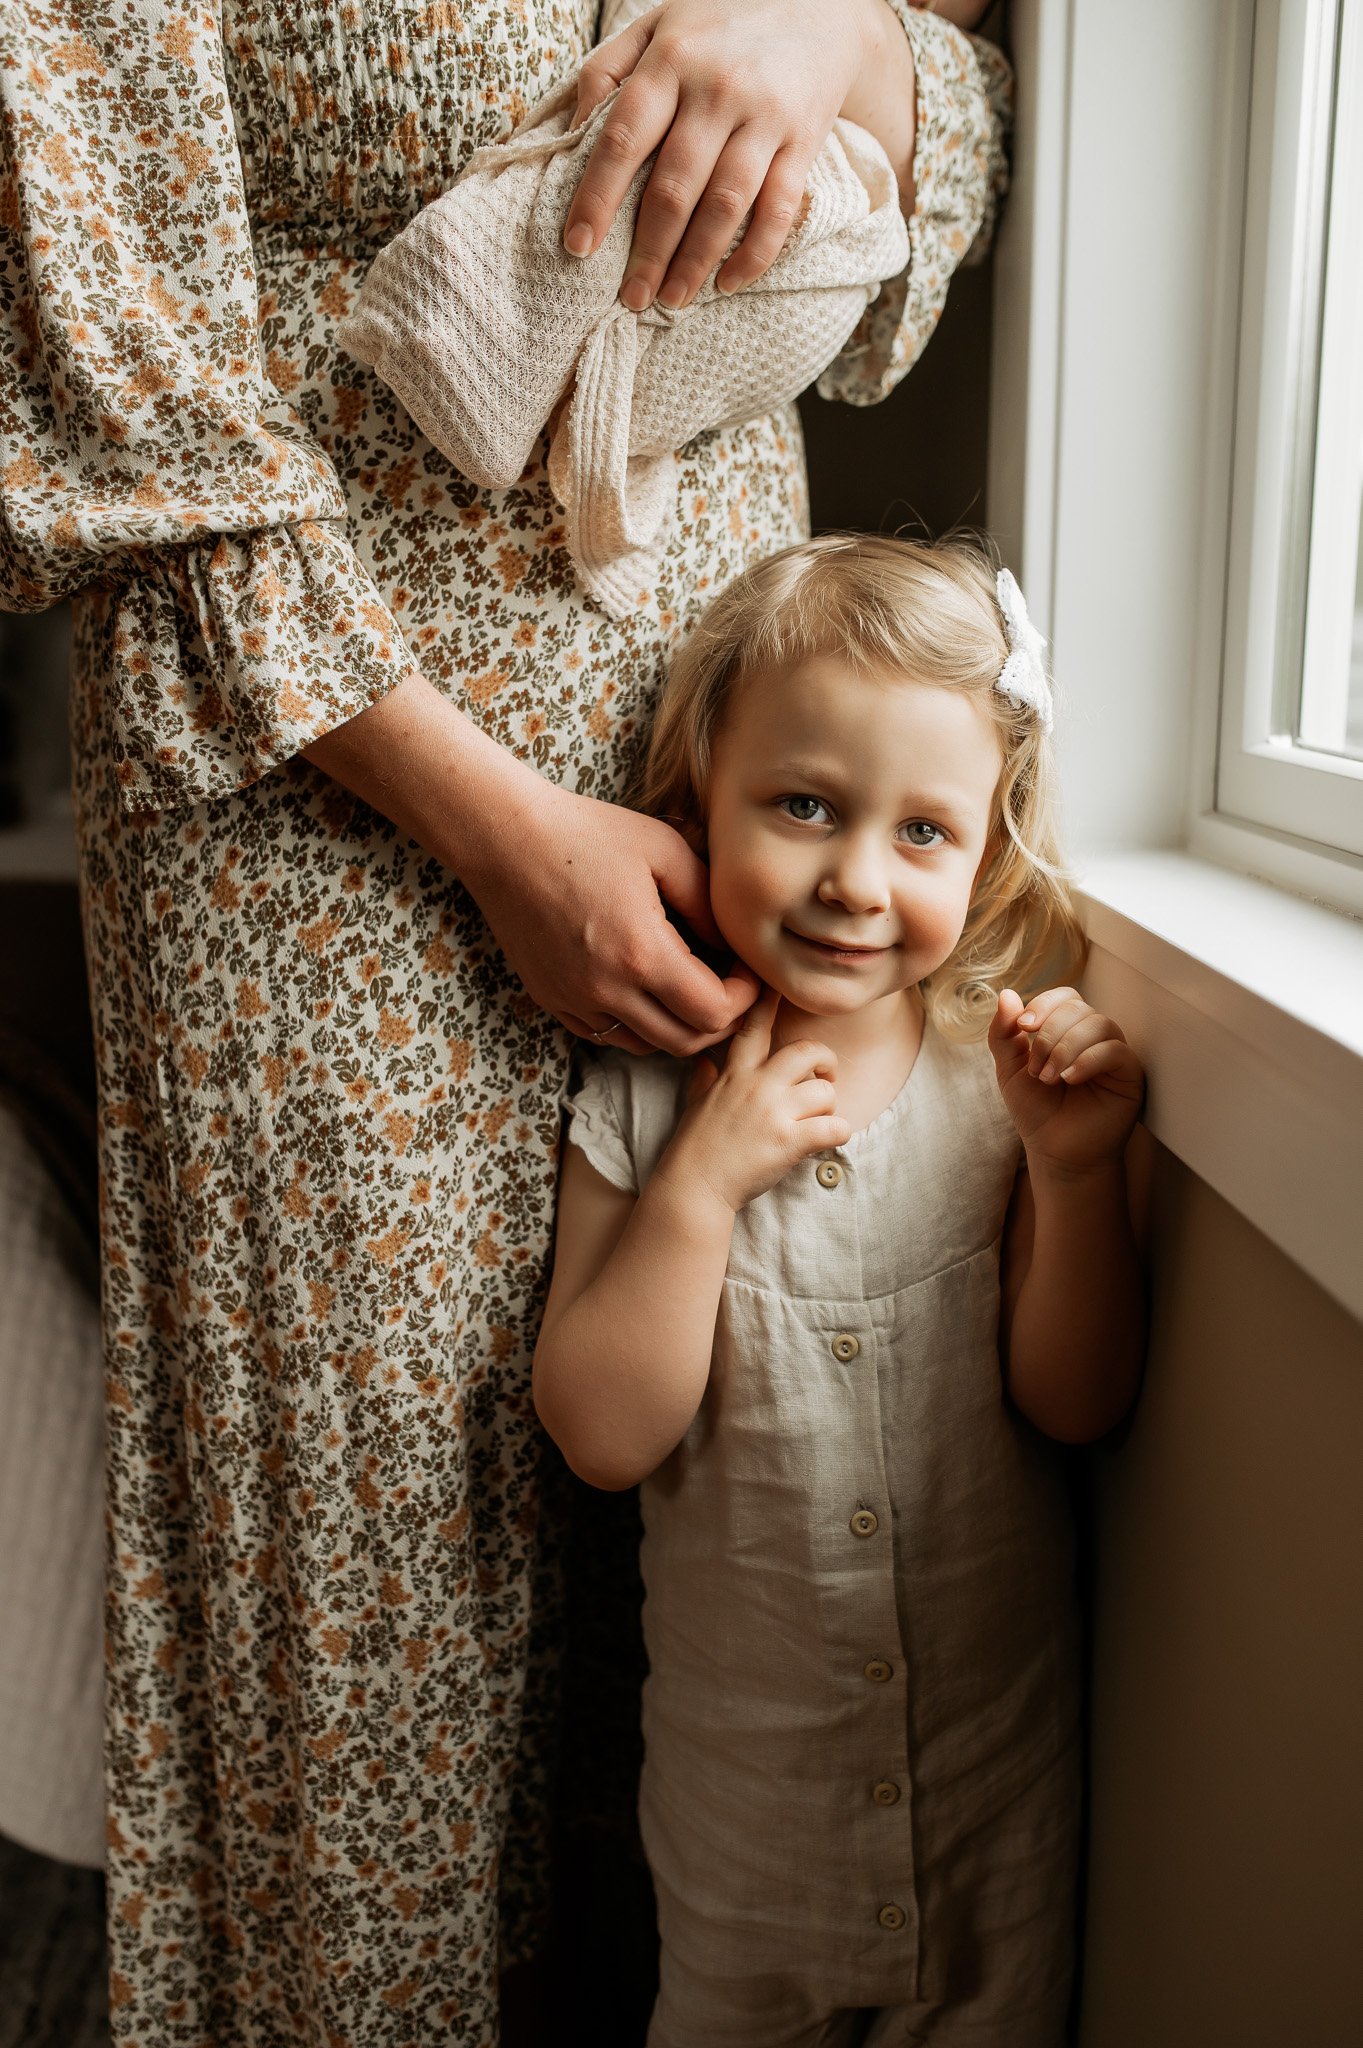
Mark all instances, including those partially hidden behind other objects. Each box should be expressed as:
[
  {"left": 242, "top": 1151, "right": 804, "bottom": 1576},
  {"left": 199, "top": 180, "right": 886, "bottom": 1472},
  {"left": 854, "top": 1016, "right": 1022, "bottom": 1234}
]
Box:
[{"left": 639, "top": 531, "right": 1087, "bottom": 1040}]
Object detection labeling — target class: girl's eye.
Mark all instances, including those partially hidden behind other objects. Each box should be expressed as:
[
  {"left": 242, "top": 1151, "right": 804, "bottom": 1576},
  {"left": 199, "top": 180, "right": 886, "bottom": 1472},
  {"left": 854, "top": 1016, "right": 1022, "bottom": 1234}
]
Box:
[
  {"left": 779, "top": 795, "right": 829, "bottom": 824},
  {"left": 899, "top": 821, "right": 946, "bottom": 848}
]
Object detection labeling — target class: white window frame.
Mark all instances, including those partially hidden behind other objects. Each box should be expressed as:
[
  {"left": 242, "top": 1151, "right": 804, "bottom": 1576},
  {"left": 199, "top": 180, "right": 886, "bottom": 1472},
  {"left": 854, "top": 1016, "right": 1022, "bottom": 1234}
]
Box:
[
  {"left": 988, "top": 0, "right": 1363, "bottom": 1326},
  {"left": 1216, "top": 0, "right": 1363, "bottom": 857}
]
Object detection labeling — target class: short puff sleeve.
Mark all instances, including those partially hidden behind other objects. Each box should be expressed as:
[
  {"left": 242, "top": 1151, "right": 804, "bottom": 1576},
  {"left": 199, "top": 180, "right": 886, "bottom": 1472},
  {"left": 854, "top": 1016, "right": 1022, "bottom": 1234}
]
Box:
[{"left": 563, "top": 1052, "right": 640, "bottom": 1196}]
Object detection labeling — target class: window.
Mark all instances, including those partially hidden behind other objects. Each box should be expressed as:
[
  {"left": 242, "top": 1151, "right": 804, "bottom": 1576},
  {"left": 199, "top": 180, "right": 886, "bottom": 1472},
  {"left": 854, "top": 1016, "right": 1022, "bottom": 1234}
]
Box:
[{"left": 1217, "top": 0, "right": 1363, "bottom": 857}]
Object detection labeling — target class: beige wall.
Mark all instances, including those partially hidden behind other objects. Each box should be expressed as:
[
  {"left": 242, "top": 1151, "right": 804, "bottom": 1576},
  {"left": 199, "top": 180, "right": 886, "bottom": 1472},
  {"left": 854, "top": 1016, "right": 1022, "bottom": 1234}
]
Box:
[{"left": 1079, "top": 1147, "right": 1363, "bottom": 2047}]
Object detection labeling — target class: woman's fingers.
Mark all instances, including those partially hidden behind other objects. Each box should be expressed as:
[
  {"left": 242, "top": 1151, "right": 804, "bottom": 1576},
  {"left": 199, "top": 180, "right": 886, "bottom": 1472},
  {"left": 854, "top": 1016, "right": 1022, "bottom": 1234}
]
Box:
[
  {"left": 645, "top": 128, "right": 774, "bottom": 310},
  {"left": 725, "top": 984, "right": 781, "bottom": 1069},
  {"left": 562, "top": 1012, "right": 654, "bottom": 1057},
  {"left": 648, "top": 823, "right": 722, "bottom": 947},
  {"left": 570, "top": 9, "right": 660, "bottom": 130},
  {"left": 564, "top": 60, "right": 680, "bottom": 261},
  {"left": 713, "top": 143, "right": 813, "bottom": 294},
  {"left": 639, "top": 918, "right": 757, "bottom": 1040}
]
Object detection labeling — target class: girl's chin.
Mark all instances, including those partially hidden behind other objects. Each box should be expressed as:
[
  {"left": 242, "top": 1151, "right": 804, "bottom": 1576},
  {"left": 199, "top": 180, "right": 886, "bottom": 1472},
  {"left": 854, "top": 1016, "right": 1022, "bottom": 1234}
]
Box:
[{"left": 764, "top": 973, "right": 898, "bottom": 1018}]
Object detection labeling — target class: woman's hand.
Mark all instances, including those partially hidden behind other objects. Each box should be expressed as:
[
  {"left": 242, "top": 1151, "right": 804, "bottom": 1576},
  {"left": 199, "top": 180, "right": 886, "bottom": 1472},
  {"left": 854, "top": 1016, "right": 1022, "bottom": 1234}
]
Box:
[
  {"left": 989, "top": 987, "right": 1145, "bottom": 1180},
  {"left": 563, "top": 0, "right": 917, "bottom": 313},
  {"left": 665, "top": 986, "right": 851, "bottom": 1213},
  {"left": 304, "top": 672, "right": 755, "bottom": 1056},
  {"left": 464, "top": 775, "right": 757, "bottom": 1054}
]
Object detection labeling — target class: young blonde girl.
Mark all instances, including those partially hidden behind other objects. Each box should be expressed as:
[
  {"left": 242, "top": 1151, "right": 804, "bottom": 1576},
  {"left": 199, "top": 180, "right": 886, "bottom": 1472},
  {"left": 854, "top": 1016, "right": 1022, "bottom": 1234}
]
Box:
[{"left": 536, "top": 534, "right": 1145, "bottom": 2047}]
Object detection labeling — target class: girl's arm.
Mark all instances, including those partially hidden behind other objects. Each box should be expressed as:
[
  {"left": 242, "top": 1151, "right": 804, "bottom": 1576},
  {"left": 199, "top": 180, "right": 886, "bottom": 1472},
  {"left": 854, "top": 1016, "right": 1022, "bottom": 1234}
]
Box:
[
  {"left": 534, "top": 1143, "right": 734, "bottom": 1491},
  {"left": 535, "top": 988, "right": 849, "bottom": 1489},
  {"left": 991, "top": 988, "right": 1148, "bottom": 1444}
]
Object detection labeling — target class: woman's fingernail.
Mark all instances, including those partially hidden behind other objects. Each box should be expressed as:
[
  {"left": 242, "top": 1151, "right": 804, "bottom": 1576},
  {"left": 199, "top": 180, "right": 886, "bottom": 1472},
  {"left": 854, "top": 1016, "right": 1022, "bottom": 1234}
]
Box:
[
  {"left": 1018, "top": 1012, "right": 1036, "bottom": 1028},
  {"left": 621, "top": 274, "right": 652, "bottom": 311},
  {"left": 656, "top": 278, "right": 686, "bottom": 310},
  {"left": 1040, "top": 1062, "right": 1057, "bottom": 1083},
  {"left": 716, "top": 272, "right": 741, "bottom": 295},
  {"left": 565, "top": 224, "right": 593, "bottom": 257},
  {"left": 1060, "top": 1065, "right": 1078, "bottom": 1082}
]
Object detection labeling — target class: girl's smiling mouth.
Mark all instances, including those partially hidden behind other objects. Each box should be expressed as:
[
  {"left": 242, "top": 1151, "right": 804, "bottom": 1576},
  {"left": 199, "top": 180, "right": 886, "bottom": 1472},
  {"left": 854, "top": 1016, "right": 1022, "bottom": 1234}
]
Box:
[{"left": 786, "top": 928, "right": 894, "bottom": 960}]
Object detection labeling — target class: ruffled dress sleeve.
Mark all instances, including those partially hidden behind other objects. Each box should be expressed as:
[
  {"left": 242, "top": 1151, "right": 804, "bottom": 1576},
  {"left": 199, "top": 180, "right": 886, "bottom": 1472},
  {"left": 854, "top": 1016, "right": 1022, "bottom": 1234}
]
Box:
[
  {"left": 0, "top": 4, "right": 421, "bottom": 814},
  {"left": 816, "top": 8, "right": 1013, "bottom": 407}
]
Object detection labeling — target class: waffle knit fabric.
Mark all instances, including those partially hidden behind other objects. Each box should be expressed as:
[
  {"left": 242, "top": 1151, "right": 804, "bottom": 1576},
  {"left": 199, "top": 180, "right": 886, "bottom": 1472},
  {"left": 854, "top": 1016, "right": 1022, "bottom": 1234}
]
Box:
[
  {"left": 339, "top": 105, "right": 907, "bottom": 613},
  {"left": 339, "top": 0, "right": 1010, "bottom": 617}
]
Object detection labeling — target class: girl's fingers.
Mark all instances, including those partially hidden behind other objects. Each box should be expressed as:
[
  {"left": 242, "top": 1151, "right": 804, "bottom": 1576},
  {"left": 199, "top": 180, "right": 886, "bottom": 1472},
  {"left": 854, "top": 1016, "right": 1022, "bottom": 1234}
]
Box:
[
  {"left": 1014, "top": 985, "right": 1082, "bottom": 1034},
  {"left": 1034, "top": 1013, "right": 1119, "bottom": 1083},
  {"left": 1056, "top": 1038, "right": 1145, "bottom": 1094},
  {"left": 790, "top": 1075, "right": 838, "bottom": 1118},
  {"left": 766, "top": 1036, "right": 837, "bottom": 1086},
  {"left": 714, "top": 142, "right": 814, "bottom": 292},
  {"left": 1023, "top": 995, "right": 1090, "bottom": 1073},
  {"left": 653, "top": 128, "right": 774, "bottom": 308},
  {"left": 565, "top": 62, "right": 679, "bottom": 260},
  {"left": 799, "top": 1113, "right": 852, "bottom": 1154},
  {"left": 620, "top": 110, "right": 735, "bottom": 308},
  {"left": 725, "top": 984, "right": 781, "bottom": 1069},
  {"left": 988, "top": 989, "right": 1031, "bottom": 1084}
]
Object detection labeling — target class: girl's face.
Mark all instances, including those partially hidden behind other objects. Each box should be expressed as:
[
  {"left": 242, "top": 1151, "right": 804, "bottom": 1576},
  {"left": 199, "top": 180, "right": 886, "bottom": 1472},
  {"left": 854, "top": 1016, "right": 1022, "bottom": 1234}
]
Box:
[{"left": 703, "top": 654, "right": 1003, "bottom": 1016}]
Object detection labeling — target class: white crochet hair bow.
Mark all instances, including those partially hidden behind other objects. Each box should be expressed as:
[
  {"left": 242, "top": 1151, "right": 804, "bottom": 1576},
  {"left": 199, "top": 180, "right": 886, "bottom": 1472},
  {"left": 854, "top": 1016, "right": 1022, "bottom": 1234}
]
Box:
[{"left": 994, "top": 568, "right": 1054, "bottom": 732}]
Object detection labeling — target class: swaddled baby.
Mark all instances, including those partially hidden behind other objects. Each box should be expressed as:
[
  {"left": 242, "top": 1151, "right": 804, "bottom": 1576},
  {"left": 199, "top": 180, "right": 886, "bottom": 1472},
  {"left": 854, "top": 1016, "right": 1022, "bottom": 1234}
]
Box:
[{"left": 340, "top": 0, "right": 997, "bottom": 615}]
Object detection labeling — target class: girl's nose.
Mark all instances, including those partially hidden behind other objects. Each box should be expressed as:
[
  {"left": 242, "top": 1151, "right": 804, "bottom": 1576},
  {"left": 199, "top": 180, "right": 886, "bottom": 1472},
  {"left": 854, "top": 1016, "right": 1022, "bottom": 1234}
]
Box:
[{"left": 817, "top": 836, "right": 891, "bottom": 917}]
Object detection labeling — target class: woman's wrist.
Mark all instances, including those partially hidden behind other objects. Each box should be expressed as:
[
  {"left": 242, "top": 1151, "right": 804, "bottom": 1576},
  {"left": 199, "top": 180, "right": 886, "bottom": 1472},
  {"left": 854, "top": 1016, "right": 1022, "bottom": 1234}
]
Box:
[{"left": 841, "top": 0, "right": 918, "bottom": 209}]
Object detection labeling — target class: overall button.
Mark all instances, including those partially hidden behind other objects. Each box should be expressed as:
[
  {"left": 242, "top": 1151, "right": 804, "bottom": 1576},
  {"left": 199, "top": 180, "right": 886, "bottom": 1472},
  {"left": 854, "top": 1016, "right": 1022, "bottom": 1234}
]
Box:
[
  {"left": 815, "top": 1160, "right": 843, "bottom": 1189},
  {"left": 831, "top": 1332, "right": 860, "bottom": 1362},
  {"left": 863, "top": 1658, "right": 893, "bottom": 1683},
  {"left": 850, "top": 1509, "right": 879, "bottom": 1538},
  {"left": 878, "top": 1903, "right": 907, "bottom": 1932},
  {"left": 872, "top": 1779, "right": 901, "bottom": 1806}
]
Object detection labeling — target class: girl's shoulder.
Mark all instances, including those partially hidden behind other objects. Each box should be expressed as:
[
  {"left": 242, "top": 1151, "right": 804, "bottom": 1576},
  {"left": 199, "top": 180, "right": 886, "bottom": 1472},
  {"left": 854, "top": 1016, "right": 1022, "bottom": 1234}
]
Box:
[{"left": 562, "top": 1044, "right": 691, "bottom": 1195}]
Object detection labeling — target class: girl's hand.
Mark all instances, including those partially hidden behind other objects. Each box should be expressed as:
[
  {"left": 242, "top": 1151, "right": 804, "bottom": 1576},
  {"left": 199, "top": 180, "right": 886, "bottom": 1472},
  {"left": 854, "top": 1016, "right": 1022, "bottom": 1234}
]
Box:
[
  {"left": 989, "top": 987, "right": 1144, "bottom": 1179},
  {"left": 564, "top": 0, "right": 914, "bottom": 313},
  {"left": 466, "top": 777, "right": 758, "bottom": 1055},
  {"left": 665, "top": 985, "right": 851, "bottom": 1212}
]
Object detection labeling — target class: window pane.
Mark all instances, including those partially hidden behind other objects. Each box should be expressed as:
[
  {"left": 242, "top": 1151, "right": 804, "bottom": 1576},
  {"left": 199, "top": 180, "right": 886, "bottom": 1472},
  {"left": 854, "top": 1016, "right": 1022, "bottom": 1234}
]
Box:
[{"left": 1296, "top": 0, "right": 1363, "bottom": 760}]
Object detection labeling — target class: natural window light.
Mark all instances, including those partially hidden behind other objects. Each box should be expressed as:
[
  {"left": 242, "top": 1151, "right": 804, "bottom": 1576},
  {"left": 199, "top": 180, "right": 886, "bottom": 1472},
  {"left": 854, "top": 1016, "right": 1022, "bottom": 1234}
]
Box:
[{"left": 1217, "top": 0, "right": 1363, "bottom": 857}]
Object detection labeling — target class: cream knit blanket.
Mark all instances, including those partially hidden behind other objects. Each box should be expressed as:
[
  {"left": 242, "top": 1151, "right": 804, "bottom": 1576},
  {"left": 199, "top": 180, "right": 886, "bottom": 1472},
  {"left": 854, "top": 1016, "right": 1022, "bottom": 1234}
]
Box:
[{"left": 339, "top": 22, "right": 909, "bottom": 617}]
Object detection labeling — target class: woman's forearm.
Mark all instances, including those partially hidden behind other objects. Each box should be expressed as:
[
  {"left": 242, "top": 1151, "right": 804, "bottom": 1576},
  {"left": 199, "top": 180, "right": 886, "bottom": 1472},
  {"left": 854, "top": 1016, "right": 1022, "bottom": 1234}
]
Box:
[
  {"left": 1004, "top": 1161, "right": 1145, "bottom": 1444},
  {"left": 842, "top": 0, "right": 918, "bottom": 211},
  {"left": 534, "top": 1159, "right": 735, "bottom": 1490},
  {"left": 302, "top": 672, "right": 542, "bottom": 892}
]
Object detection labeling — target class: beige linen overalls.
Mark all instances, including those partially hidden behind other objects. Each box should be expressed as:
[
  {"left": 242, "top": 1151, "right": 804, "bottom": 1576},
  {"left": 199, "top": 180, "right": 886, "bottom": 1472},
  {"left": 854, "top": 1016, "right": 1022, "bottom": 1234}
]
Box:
[{"left": 566, "top": 1023, "right": 1081, "bottom": 2047}]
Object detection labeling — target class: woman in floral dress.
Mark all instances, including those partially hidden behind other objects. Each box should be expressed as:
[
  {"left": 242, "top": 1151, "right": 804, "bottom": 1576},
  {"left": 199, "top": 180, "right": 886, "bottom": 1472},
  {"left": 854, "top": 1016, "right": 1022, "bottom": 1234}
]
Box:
[{"left": 0, "top": 2, "right": 1007, "bottom": 2041}]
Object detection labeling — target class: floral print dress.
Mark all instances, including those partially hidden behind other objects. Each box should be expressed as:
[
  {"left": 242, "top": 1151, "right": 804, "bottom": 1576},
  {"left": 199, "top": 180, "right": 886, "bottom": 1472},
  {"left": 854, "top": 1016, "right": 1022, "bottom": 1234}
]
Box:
[{"left": 0, "top": 5, "right": 1008, "bottom": 2044}]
